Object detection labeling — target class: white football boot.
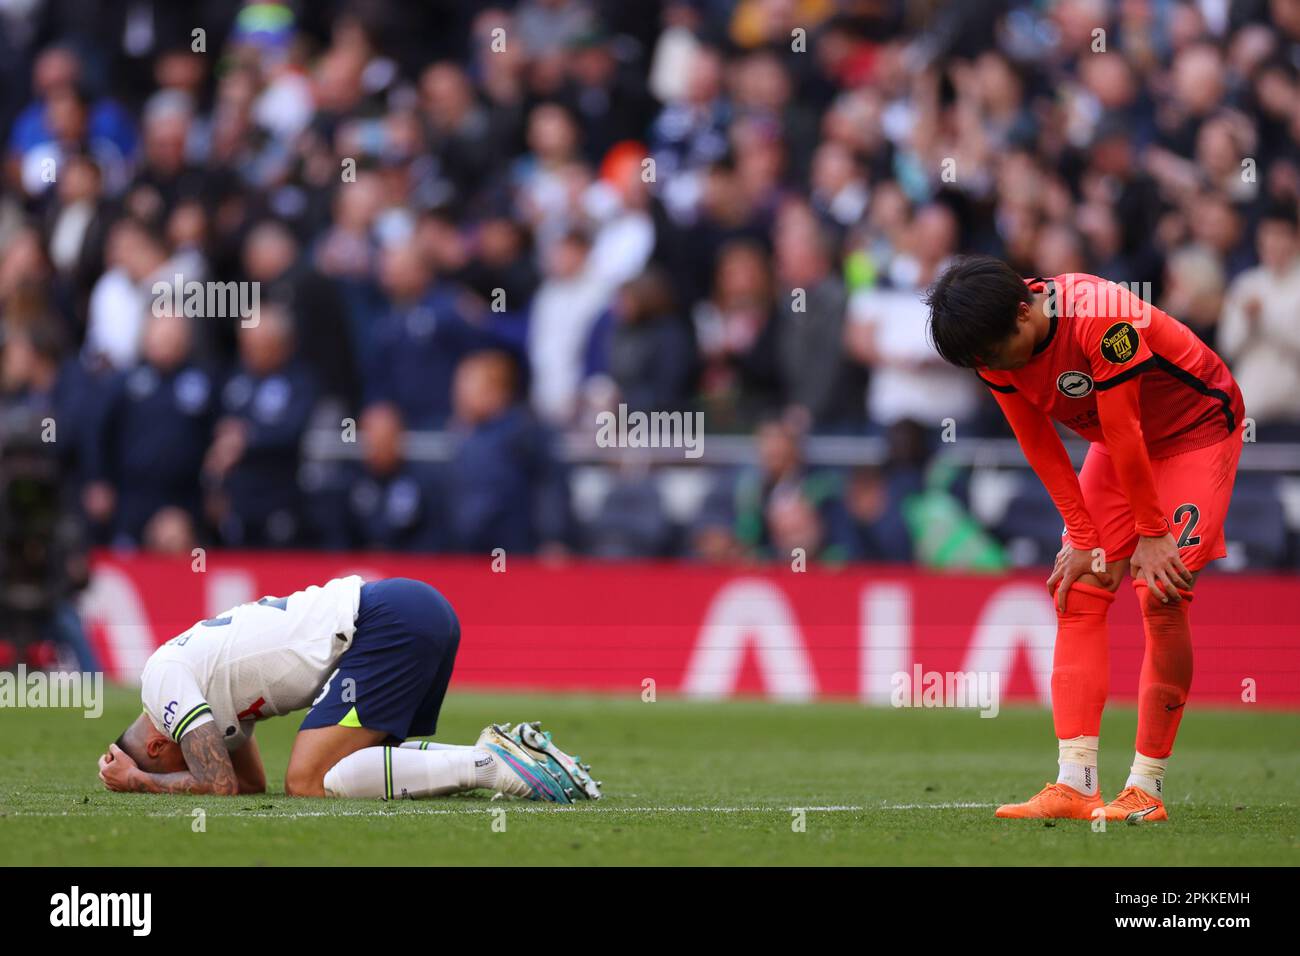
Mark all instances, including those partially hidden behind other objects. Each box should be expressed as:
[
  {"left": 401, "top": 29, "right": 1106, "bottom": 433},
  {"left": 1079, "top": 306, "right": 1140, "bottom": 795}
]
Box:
[
  {"left": 475, "top": 724, "right": 575, "bottom": 802},
  {"left": 508, "top": 721, "right": 602, "bottom": 800}
]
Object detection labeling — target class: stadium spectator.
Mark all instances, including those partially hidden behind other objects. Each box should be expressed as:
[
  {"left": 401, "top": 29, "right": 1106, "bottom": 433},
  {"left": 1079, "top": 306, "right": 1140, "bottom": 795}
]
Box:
[
  {"left": 203, "top": 305, "right": 316, "bottom": 547},
  {"left": 84, "top": 309, "right": 214, "bottom": 549},
  {"left": 419, "top": 61, "right": 506, "bottom": 205},
  {"left": 84, "top": 216, "right": 172, "bottom": 372},
  {"left": 845, "top": 202, "right": 979, "bottom": 432},
  {"left": 313, "top": 172, "right": 384, "bottom": 287},
  {"left": 843, "top": 464, "right": 915, "bottom": 564},
  {"left": 1219, "top": 201, "right": 1300, "bottom": 438},
  {"left": 130, "top": 90, "right": 207, "bottom": 215},
  {"left": 765, "top": 483, "right": 857, "bottom": 565},
  {"left": 0, "top": 226, "right": 72, "bottom": 338},
  {"left": 688, "top": 481, "right": 743, "bottom": 564},
  {"left": 365, "top": 241, "right": 495, "bottom": 428},
  {"left": 141, "top": 506, "right": 201, "bottom": 556},
  {"left": 557, "top": 31, "right": 658, "bottom": 167},
  {"left": 772, "top": 199, "right": 861, "bottom": 430},
  {"left": 655, "top": 157, "right": 768, "bottom": 322},
  {"left": 313, "top": 402, "right": 444, "bottom": 552},
  {"left": 1161, "top": 243, "right": 1227, "bottom": 346},
  {"left": 588, "top": 268, "right": 695, "bottom": 416},
  {"left": 445, "top": 350, "right": 569, "bottom": 555},
  {"left": 647, "top": 42, "right": 728, "bottom": 190},
  {"left": 0, "top": 312, "right": 96, "bottom": 497},
  {"left": 692, "top": 239, "right": 782, "bottom": 431},
  {"left": 242, "top": 219, "right": 359, "bottom": 411},
  {"left": 446, "top": 212, "right": 539, "bottom": 321},
  {"left": 528, "top": 228, "right": 612, "bottom": 425},
  {"left": 731, "top": 415, "right": 851, "bottom": 562},
  {"left": 42, "top": 152, "right": 112, "bottom": 326},
  {"left": 1188, "top": 191, "right": 1253, "bottom": 281},
  {"left": 515, "top": 102, "right": 587, "bottom": 253},
  {"left": 810, "top": 139, "right": 870, "bottom": 231},
  {"left": 585, "top": 454, "right": 676, "bottom": 559}
]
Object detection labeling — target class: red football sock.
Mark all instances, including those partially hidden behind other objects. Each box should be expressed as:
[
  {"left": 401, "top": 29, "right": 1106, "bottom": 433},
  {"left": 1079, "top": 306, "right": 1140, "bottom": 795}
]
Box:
[
  {"left": 1133, "top": 580, "right": 1195, "bottom": 759},
  {"left": 1051, "top": 581, "right": 1115, "bottom": 740}
]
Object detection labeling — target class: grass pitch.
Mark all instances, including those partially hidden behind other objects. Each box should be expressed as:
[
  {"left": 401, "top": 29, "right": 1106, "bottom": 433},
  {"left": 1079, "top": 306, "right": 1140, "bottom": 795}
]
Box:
[{"left": 0, "top": 686, "right": 1295, "bottom": 866}]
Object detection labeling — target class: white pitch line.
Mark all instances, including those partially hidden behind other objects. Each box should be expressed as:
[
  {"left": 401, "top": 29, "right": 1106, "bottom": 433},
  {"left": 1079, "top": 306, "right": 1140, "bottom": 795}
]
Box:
[{"left": 3, "top": 802, "right": 997, "bottom": 818}]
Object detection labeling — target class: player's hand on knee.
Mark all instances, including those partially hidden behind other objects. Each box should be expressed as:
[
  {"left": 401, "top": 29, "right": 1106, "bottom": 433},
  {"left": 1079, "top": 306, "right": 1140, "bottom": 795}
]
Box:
[
  {"left": 1047, "top": 545, "right": 1112, "bottom": 614},
  {"left": 1046, "top": 543, "right": 1072, "bottom": 598},
  {"left": 1130, "top": 533, "right": 1193, "bottom": 603}
]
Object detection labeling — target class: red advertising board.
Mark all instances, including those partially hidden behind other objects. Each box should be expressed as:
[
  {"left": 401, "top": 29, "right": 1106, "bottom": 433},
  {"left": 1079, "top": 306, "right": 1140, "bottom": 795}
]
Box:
[{"left": 84, "top": 553, "right": 1300, "bottom": 708}]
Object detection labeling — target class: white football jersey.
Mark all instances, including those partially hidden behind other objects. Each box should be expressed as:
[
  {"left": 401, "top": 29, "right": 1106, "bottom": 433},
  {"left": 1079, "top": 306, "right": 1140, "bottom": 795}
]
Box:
[{"left": 140, "top": 576, "right": 364, "bottom": 750}]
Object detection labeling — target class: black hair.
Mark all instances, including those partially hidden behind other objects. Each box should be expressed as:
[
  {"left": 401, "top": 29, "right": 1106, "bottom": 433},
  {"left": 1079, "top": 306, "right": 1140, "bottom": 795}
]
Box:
[
  {"left": 925, "top": 255, "right": 1032, "bottom": 369},
  {"left": 1260, "top": 197, "right": 1298, "bottom": 229},
  {"left": 113, "top": 213, "right": 169, "bottom": 253},
  {"left": 113, "top": 728, "right": 140, "bottom": 764}
]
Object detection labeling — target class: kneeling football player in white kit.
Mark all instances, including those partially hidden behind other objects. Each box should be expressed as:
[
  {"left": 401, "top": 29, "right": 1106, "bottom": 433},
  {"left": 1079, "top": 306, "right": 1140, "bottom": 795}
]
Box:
[{"left": 98, "top": 576, "right": 601, "bottom": 802}]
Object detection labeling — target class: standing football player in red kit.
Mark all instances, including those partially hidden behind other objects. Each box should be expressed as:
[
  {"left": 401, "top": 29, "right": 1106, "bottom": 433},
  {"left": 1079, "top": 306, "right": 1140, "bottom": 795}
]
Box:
[{"left": 926, "top": 257, "right": 1245, "bottom": 822}]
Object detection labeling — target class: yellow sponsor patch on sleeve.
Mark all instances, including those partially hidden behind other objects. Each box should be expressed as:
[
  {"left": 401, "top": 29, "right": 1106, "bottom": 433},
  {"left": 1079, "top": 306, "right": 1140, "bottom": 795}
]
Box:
[{"left": 1100, "top": 321, "right": 1139, "bottom": 364}]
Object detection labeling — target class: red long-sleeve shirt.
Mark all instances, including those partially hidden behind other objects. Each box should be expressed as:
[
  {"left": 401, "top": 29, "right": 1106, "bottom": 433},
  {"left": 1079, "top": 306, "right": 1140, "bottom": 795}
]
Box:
[{"left": 977, "top": 274, "right": 1244, "bottom": 547}]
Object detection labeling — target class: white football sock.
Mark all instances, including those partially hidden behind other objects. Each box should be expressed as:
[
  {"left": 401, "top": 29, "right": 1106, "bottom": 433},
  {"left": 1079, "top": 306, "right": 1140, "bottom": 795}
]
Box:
[
  {"left": 1056, "top": 735, "right": 1100, "bottom": 796},
  {"left": 1125, "top": 752, "right": 1168, "bottom": 797},
  {"left": 399, "top": 740, "right": 476, "bottom": 752},
  {"left": 323, "top": 746, "right": 499, "bottom": 799}
]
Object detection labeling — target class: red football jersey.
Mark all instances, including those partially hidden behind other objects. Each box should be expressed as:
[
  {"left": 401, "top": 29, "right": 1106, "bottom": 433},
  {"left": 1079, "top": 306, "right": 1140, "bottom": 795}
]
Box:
[{"left": 977, "top": 274, "right": 1244, "bottom": 459}]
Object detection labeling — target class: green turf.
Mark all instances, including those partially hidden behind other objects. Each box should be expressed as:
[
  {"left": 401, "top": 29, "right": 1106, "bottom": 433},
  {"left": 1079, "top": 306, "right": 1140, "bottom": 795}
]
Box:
[{"left": 0, "top": 686, "right": 1295, "bottom": 865}]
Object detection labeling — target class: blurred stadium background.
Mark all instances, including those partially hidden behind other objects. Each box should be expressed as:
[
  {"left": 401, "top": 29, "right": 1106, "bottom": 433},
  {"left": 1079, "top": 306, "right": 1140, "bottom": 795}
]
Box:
[{"left": 0, "top": 0, "right": 1296, "bottom": 704}]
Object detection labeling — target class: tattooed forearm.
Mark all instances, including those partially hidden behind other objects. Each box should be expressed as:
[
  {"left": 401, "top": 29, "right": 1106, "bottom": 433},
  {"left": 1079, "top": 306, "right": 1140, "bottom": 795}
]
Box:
[
  {"left": 128, "top": 770, "right": 206, "bottom": 794},
  {"left": 177, "top": 722, "right": 240, "bottom": 795}
]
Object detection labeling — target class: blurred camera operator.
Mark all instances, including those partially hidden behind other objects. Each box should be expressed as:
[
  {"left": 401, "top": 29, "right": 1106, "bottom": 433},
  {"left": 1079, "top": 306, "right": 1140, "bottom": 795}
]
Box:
[{"left": 0, "top": 314, "right": 99, "bottom": 671}]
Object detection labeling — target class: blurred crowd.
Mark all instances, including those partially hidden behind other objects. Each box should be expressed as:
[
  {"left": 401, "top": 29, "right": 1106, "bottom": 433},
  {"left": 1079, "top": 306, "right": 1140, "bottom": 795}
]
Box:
[{"left": 1, "top": 0, "right": 1299, "bottom": 567}]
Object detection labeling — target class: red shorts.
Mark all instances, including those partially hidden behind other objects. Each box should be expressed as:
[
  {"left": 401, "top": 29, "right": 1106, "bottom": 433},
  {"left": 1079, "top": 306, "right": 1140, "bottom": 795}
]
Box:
[{"left": 1064, "top": 430, "right": 1243, "bottom": 571}]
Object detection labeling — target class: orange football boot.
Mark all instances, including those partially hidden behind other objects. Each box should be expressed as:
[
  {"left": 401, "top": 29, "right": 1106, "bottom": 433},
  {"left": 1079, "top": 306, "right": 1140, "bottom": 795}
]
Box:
[
  {"left": 1102, "top": 786, "right": 1168, "bottom": 823},
  {"left": 994, "top": 782, "right": 1104, "bottom": 820}
]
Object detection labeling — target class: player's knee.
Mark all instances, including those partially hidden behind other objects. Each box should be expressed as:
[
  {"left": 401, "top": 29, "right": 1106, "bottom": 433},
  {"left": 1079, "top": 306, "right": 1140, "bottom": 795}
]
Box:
[
  {"left": 317, "top": 749, "right": 384, "bottom": 799},
  {"left": 1053, "top": 580, "right": 1116, "bottom": 620},
  {"left": 1075, "top": 571, "right": 1123, "bottom": 594},
  {"left": 1133, "top": 578, "right": 1194, "bottom": 615},
  {"left": 284, "top": 764, "right": 326, "bottom": 798}
]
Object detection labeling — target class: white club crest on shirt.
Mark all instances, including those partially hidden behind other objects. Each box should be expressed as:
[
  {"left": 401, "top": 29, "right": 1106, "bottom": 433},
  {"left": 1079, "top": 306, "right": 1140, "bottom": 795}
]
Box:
[{"left": 1057, "top": 370, "right": 1094, "bottom": 397}]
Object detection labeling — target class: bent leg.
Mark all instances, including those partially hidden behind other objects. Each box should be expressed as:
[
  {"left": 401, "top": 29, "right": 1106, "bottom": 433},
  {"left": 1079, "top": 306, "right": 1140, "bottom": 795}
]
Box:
[
  {"left": 1050, "top": 561, "right": 1125, "bottom": 795},
  {"left": 322, "top": 743, "right": 492, "bottom": 799},
  {"left": 1124, "top": 428, "right": 1239, "bottom": 797},
  {"left": 1132, "top": 576, "right": 1195, "bottom": 762},
  {"left": 285, "top": 724, "right": 388, "bottom": 796},
  {"left": 288, "top": 725, "right": 500, "bottom": 800},
  {"left": 1051, "top": 573, "right": 1122, "bottom": 740},
  {"left": 292, "top": 578, "right": 462, "bottom": 796}
]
